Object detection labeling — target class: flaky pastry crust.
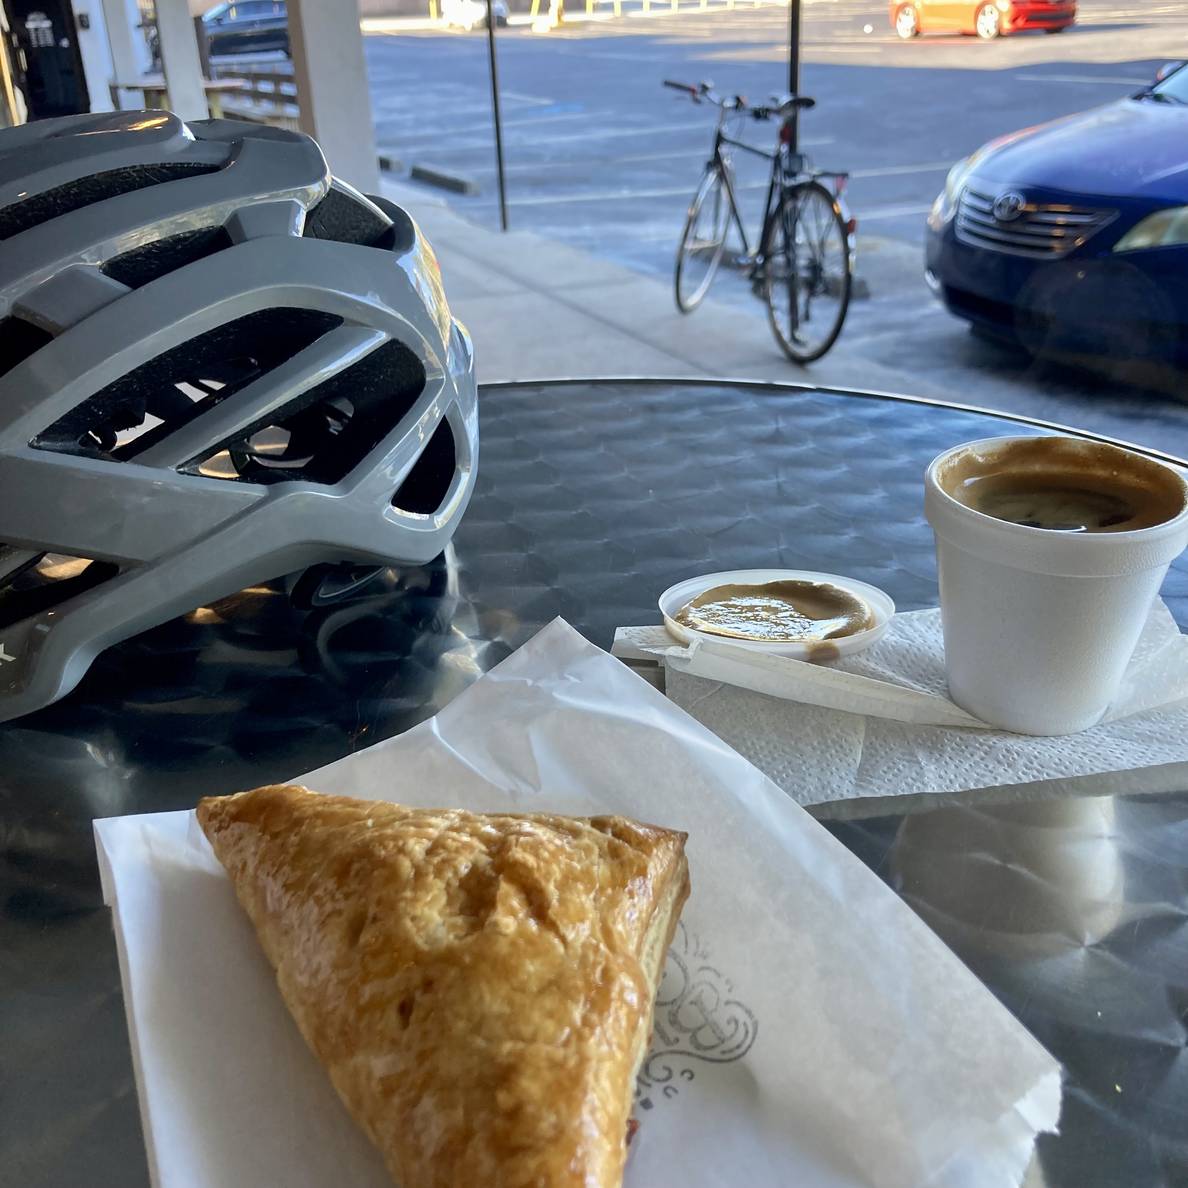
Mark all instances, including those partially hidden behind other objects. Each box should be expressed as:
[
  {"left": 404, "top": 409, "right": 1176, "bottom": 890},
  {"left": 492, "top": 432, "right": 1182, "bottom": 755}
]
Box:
[{"left": 197, "top": 784, "right": 690, "bottom": 1188}]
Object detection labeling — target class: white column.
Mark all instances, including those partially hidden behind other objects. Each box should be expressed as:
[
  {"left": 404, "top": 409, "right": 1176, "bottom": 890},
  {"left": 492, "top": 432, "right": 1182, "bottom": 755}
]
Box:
[
  {"left": 289, "top": 0, "right": 379, "bottom": 193},
  {"left": 98, "top": 0, "right": 145, "bottom": 108},
  {"left": 72, "top": 1, "right": 116, "bottom": 111},
  {"left": 155, "top": 0, "right": 206, "bottom": 121}
]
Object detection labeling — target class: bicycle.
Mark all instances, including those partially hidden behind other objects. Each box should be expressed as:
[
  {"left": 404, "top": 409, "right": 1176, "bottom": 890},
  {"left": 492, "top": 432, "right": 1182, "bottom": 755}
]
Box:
[{"left": 664, "top": 79, "right": 855, "bottom": 364}]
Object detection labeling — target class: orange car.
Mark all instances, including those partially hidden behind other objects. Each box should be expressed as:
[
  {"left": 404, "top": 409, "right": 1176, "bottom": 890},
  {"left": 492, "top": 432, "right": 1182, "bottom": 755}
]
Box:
[{"left": 890, "top": 0, "right": 1076, "bottom": 39}]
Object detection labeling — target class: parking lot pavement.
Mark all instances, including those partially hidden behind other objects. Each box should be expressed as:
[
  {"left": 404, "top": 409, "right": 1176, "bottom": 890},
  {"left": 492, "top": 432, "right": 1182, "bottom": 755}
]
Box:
[{"left": 361, "top": 0, "right": 1188, "bottom": 455}]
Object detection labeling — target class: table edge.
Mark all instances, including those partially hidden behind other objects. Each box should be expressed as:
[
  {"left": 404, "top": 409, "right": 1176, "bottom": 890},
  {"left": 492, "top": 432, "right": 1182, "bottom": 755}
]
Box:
[{"left": 477, "top": 376, "right": 1188, "bottom": 469}]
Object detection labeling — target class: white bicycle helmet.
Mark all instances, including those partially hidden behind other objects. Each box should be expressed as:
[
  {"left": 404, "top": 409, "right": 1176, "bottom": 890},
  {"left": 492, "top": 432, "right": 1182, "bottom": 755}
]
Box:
[{"left": 0, "top": 111, "right": 478, "bottom": 723}]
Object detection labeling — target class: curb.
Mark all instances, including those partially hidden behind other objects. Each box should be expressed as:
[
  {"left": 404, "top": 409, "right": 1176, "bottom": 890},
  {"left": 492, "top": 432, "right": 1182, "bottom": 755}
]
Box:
[
  {"left": 409, "top": 164, "right": 482, "bottom": 195},
  {"left": 360, "top": 0, "right": 787, "bottom": 33}
]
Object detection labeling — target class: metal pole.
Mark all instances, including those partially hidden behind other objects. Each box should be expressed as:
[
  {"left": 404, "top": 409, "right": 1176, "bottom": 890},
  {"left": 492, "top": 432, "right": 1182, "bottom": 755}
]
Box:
[
  {"left": 485, "top": 0, "right": 509, "bottom": 232},
  {"left": 787, "top": 0, "right": 801, "bottom": 152}
]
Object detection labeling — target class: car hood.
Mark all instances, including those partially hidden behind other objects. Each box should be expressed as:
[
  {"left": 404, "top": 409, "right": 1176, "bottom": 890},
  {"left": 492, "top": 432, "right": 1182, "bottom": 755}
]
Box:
[{"left": 974, "top": 98, "right": 1188, "bottom": 201}]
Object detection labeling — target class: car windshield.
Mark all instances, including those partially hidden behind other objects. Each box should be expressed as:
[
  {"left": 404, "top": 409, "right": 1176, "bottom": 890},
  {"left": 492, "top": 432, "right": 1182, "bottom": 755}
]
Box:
[{"left": 1149, "top": 65, "right": 1188, "bottom": 104}]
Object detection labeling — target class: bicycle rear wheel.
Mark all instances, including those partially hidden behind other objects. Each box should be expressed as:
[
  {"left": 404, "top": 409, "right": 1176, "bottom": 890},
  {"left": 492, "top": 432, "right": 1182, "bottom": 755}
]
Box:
[
  {"left": 762, "top": 179, "right": 852, "bottom": 364},
  {"left": 674, "top": 168, "right": 731, "bottom": 313}
]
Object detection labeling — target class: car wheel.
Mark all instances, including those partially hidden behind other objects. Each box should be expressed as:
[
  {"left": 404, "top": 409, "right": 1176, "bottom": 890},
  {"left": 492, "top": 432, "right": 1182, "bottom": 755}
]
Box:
[
  {"left": 1043, "top": 26, "right": 1065, "bottom": 33},
  {"left": 893, "top": 4, "right": 919, "bottom": 38},
  {"left": 975, "top": 4, "right": 1001, "bottom": 39}
]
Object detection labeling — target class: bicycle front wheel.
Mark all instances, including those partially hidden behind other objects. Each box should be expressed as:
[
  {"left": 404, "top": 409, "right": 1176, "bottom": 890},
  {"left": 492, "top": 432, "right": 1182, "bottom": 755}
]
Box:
[
  {"left": 674, "top": 168, "right": 731, "bottom": 313},
  {"left": 762, "top": 180, "right": 852, "bottom": 364}
]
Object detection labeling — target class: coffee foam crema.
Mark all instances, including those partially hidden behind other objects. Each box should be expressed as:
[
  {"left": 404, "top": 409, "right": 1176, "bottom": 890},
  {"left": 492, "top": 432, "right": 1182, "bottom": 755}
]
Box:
[{"left": 934, "top": 438, "right": 1187, "bottom": 534}]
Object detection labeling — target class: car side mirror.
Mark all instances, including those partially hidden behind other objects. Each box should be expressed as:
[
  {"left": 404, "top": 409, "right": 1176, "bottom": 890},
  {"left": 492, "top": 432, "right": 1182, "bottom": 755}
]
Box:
[{"left": 1155, "top": 61, "right": 1185, "bottom": 83}]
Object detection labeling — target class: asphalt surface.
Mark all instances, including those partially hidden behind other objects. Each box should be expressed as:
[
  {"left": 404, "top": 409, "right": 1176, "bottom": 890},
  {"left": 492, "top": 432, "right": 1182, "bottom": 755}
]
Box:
[{"left": 362, "top": 1, "right": 1188, "bottom": 455}]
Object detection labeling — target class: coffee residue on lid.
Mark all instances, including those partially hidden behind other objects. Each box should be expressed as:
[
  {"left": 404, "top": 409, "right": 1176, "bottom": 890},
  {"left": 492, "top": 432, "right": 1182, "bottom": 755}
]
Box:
[{"left": 674, "top": 580, "right": 874, "bottom": 643}]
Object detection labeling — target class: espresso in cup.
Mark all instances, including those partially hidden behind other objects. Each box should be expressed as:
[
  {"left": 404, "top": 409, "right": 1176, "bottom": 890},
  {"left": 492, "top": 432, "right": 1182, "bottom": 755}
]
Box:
[
  {"left": 925, "top": 436, "right": 1188, "bottom": 735},
  {"left": 938, "top": 437, "right": 1185, "bottom": 534}
]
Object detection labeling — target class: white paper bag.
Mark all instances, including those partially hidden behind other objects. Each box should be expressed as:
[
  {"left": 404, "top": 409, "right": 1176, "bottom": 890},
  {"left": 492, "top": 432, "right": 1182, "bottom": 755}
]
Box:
[{"left": 96, "top": 619, "right": 1060, "bottom": 1188}]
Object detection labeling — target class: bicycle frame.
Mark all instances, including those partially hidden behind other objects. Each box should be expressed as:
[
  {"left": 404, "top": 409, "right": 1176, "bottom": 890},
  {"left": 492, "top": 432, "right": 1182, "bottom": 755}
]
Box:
[{"left": 705, "top": 108, "right": 821, "bottom": 276}]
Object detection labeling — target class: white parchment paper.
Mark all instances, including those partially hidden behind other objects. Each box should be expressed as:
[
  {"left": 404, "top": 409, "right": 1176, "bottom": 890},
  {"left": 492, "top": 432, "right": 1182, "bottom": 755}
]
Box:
[
  {"left": 95, "top": 619, "right": 1060, "bottom": 1188},
  {"left": 617, "top": 601, "right": 1188, "bottom": 818}
]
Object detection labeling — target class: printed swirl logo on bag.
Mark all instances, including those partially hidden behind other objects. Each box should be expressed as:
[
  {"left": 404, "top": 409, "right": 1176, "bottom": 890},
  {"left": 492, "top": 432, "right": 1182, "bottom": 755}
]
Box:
[{"left": 635, "top": 921, "right": 758, "bottom": 1111}]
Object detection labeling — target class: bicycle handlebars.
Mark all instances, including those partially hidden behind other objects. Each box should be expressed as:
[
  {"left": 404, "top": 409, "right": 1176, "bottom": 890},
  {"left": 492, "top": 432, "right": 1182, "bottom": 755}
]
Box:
[
  {"left": 662, "top": 79, "right": 815, "bottom": 120},
  {"left": 662, "top": 79, "right": 742, "bottom": 108}
]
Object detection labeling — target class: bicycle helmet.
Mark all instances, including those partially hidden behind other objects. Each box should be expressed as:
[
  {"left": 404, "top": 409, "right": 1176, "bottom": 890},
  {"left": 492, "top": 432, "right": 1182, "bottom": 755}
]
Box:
[{"left": 0, "top": 111, "right": 478, "bottom": 723}]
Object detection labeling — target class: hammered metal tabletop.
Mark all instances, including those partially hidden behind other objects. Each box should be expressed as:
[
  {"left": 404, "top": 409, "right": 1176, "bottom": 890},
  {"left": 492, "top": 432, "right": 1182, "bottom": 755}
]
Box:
[{"left": 2, "top": 379, "right": 1186, "bottom": 1188}]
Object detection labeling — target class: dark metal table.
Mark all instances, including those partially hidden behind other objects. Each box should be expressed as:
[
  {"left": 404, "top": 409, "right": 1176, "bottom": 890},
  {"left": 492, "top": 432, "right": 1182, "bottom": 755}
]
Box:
[{"left": 3, "top": 380, "right": 1186, "bottom": 1188}]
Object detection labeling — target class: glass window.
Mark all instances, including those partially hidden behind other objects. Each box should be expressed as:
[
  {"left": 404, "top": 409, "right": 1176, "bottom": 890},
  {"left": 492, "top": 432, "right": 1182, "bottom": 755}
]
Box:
[{"left": 1152, "top": 65, "right": 1188, "bottom": 105}]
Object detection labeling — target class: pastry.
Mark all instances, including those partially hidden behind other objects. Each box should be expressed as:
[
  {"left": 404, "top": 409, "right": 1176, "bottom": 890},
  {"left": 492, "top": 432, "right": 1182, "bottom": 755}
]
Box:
[{"left": 197, "top": 784, "right": 690, "bottom": 1188}]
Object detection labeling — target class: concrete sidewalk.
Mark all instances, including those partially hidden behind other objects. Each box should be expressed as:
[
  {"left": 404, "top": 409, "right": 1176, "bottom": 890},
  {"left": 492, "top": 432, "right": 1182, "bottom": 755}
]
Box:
[{"left": 383, "top": 178, "right": 942, "bottom": 396}]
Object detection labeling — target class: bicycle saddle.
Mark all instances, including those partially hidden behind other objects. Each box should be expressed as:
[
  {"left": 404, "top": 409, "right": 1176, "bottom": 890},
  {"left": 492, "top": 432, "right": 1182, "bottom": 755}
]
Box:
[{"left": 770, "top": 93, "right": 816, "bottom": 112}]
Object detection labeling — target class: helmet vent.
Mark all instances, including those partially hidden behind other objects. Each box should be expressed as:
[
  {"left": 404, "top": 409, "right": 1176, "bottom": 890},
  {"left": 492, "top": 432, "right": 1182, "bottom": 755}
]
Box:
[
  {"left": 189, "top": 338, "right": 427, "bottom": 486},
  {"left": 31, "top": 308, "right": 342, "bottom": 461},
  {"left": 0, "top": 549, "right": 120, "bottom": 632},
  {"left": 0, "top": 316, "right": 53, "bottom": 380},
  {"left": 0, "top": 162, "right": 221, "bottom": 242},
  {"left": 103, "top": 226, "right": 234, "bottom": 289},
  {"left": 303, "top": 185, "right": 394, "bottom": 248},
  {"left": 392, "top": 417, "right": 456, "bottom": 515}
]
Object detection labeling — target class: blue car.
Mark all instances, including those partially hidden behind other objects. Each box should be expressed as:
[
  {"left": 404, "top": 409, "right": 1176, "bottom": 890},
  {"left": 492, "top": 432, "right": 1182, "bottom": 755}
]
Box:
[{"left": 926, "top": 62, "right": 1188, "bottom": 363}]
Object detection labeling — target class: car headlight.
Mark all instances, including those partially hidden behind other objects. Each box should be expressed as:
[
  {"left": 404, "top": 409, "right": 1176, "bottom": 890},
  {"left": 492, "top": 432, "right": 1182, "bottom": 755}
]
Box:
[
  {"left": 930, "top": 156, "right": 974, "bottom": 227},
  {"left": 944, "top": 157, "right": 974, "bottom": 205},
  {"left": 1113, "top": 207, "right": 1188, "bottom": 252}
]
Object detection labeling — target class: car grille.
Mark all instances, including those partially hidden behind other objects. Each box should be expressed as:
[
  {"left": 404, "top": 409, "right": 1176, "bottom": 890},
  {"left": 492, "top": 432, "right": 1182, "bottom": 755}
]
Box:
[
  {"left": 956, "top": 187, "right": 1115, "bottom": 259},
  {"left": 1027, "top": 8, "right": 1068, "bottom": 22}
]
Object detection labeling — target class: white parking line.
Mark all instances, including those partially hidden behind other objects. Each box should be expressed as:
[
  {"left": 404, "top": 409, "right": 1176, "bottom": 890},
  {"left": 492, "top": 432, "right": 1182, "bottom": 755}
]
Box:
[
  {"left": 377, "top": 104, "right": 585, "bottom": 132},
  {"left": 394, "top": 118, "right": 718, "bottom": 150},
  {"left": 454, "top": 136, "right": 835, "bottom": 174},
  {"left": 608, "top": 137, "right": 834, "bottom": 163},
  {"left": 802, "top": 45, "right": 885, "bottom": 54},
  {"left": 1016, "top": 73, "right": 1150, "bottom": 85},
  {"left": 450, "top": 151, "right": 931, "bottom": 182},
  {"left": 555, "top": 49, "right": 682, "bottom": 61},
  {"left": 858, "top": 203, "right": 933, "bottom": 221},
  {"left": 501, "top": 91, "right": 557, "bottom": 105},
  {"left": 850, "top": 161, "right": 952, "bottom": 179},
  {"left": 469, "top": 184, "right": 723, "bottom": 205},
  {"left": 463, "top": 182, "right": 938, "bottom": 209},
  {"left": 499, "top": 110, "right": 600, "bottom": 129}
]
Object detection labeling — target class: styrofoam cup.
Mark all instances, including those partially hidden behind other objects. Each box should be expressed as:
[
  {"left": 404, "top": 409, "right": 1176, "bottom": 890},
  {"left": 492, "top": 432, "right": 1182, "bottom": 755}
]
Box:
[{"left": 924, "top": 436, "right": 1188, "bottom": 735}]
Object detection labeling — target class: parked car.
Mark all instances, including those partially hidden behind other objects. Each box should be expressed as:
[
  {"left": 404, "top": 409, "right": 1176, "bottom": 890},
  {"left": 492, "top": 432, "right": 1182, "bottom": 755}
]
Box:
[
  {"left": 204, "top": 0, "right": 289, "bottom": 55},
  {"left": 890, "top": 1, "right": 1075, "bottom": 40},
  {"left": 442, "top": 0, "right": 509, "bottom": 31},
  {"left": 153, "top": 1, "right": 289, "bottom": 61},
  {"left": 925, "top": 62, "right": 1188, "bottom": 363}
]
